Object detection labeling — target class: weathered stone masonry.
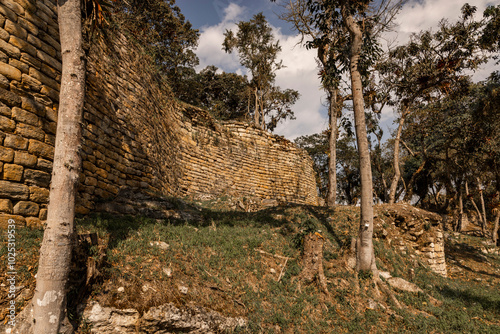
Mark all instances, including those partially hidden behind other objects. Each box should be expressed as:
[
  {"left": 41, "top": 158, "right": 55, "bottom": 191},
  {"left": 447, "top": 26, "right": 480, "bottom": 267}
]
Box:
[{"left": 0, "top": 0, "right": 320, "bottom": 227}]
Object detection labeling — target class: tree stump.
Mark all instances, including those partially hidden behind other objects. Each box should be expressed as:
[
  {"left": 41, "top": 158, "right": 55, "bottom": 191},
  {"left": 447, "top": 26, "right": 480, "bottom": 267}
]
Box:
[{"left": 300, "top": 232, "right": 329, "bottom": 295}]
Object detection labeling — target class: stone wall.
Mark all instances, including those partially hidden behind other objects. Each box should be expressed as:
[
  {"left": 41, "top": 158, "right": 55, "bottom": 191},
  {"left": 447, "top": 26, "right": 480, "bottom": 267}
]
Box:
[{"left": 0, "top": 0, "right": 320, "bottom": 226}]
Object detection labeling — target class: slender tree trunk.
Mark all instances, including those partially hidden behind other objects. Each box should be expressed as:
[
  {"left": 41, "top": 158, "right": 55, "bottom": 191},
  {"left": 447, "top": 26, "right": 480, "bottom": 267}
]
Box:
[
  {"left": 343, "top": 8, "right": 376, "bottom": 273},
  {"left": 456, "top": 187, "right": 463, "bottom": 232},
  {"left": 327, "top": 88, "right": 338, "bottom": 207},
  {"left": 478, "top": 178, "right": 488, "bottom": 236},
  {"left": 254, "top": 89, "right": 259, "bottom": 127},
  {"left": 31, "top": 0, "right": 86, "bottom": 332},
  {"left": 388, "top": 110, "right": 407, "bottom": 204},
  {"left": 492, "top": 191, "right": 499, "bottom": 245},
  {"left": 466, "top": 181, "right": 486, "bottom": 235}
]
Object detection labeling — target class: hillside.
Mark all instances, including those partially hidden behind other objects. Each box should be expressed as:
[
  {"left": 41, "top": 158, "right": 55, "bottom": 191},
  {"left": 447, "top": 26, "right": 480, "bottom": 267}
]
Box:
[{"left": 1, "top": 197, "right": 499, "bottom": 333}]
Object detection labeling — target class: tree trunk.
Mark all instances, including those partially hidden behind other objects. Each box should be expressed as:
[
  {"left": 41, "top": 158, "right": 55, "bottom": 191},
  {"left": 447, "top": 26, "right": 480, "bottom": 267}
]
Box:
[
  {"left": 456, "top": 187, "right": 463, "bottom": 232},
  {"left": 343, "top": 8, "right": 376, "bottom": 272},
  {"left": 492, "top": 208, "right": 499, "bottom": 245},
  {"left": 478, "top": 178, "right": 488, "bottom": 236},
  {"left": 327, "top": 88, "right": 338, "bottom": 207},
  {"left": 466, "top": 181, "right": 486, "bottom": 235},
  {"left": 31, "top": 0, "right": 86, "bottom": 332},
  {"left": 300, "top": 233, "right": 329, "bottom": 295},
  {"left": 388, "top": 111, "right": 407, "bottom": 204},
  {"left": 254, "top": 89, "right": 260, "bottom": 127}
]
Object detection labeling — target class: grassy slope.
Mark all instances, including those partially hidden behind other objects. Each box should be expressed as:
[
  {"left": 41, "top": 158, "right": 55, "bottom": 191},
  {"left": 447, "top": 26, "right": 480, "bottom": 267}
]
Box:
[{"left": 1, "top": 199, "right": 499, "bottom": 333}]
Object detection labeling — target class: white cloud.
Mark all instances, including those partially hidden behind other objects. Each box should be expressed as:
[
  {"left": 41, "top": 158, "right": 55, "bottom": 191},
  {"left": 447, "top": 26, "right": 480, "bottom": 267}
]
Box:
[
  {"left": 272, "top": 33, "right": 328, "bottom": 139},
  {"left": 195, "top": 0, "right": 497, "bottom": 140},
  {"left": 387, "top": 0, "right": 492, "bottom": 44},
  {"left": 195, "top": 4, "right": 328, "bottom": 140},
  {"left": 195, "top": 3, "right": 246, "bottom": 72}
]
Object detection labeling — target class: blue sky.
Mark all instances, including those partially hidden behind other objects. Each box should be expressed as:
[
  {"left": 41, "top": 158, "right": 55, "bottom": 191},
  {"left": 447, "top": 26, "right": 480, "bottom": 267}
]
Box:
[{"left": 177, "top": 0, "right": 497, "bottom": 141}]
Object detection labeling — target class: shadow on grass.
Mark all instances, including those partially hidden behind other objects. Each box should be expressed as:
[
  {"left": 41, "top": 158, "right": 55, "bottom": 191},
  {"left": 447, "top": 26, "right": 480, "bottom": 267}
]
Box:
[
  {"left": 436, "top": 284, "right": 500, "bottom": 313},
  {"left": 445, "top": 241, "right": 500, "bottom": 280}
]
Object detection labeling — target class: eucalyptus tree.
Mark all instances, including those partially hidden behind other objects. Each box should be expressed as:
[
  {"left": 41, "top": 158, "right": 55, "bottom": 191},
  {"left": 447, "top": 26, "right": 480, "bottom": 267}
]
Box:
[
  {"left": 376, "top": 4, "right": 489, "bottom": 205},
  {"left": 278, "top": 0, "right": 351, "bottom": 206},
  {"left": 30, "top": 0, "right": 87, "bottom": 332},
  {"left": 223, "top": 13, "right": 299, "bottom": 130},
  {"left": 303, "top": 0, "right": 404, "bottom": 273}
]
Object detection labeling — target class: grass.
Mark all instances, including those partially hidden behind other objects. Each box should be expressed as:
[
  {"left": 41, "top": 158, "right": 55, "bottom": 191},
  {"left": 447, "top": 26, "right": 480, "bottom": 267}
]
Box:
[{"left": 1, "top": 201, "right": 499, "bottom": 333}]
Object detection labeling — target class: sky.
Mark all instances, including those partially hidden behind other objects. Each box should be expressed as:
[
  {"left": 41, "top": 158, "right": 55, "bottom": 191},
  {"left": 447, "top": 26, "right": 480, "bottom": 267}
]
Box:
[{"left": 177, "top": 0, "right": 498, "bottom": 141}]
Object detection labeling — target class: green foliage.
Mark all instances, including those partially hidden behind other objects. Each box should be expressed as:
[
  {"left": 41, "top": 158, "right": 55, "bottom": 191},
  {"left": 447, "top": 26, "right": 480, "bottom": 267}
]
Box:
[
  {"left": 223, "top": 13, "right": 299, "bottom": 130},
  {"left": 112, "top": 0, "right": 199, "bottom": 95}
]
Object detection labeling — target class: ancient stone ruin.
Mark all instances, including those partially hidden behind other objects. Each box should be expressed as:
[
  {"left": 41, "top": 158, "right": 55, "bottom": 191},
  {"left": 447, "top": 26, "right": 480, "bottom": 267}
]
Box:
[{"left": 0, "top": 0, "right": 320, "bottom": 229}]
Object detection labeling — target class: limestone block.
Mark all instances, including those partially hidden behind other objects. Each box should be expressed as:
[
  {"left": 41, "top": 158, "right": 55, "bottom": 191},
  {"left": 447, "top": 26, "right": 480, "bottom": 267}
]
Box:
[
  {"left": 95, "top": 168, "right": 108, "bottom": 179},
  {"left": 20, "top": 52, "right": 41, "bottom": 69},
  {"left": 8, "top": 35, "right": 36, "bottom": 57},
  {"left": 0, "top": 73, "right": 8, "bottom": 89},
  {"left": 40, "top": 62, "right": 59, "bottom": 80},
  {"left": 0, "top": 60, "right": 21, "bottom": 81},
  {"left": 13, "top": 200, "right": 39, "bottom": 216},
  {"left": 37, "top": 49, "right": 61, "bottom": 71},
  {"left": 0, "top": 198, "right": 13, "bottom": 213},
  {"left": 36, "top": 158, "right": 52, "bottom": 172},
  {"left": 9, "top": 58, "right": 28, "bottom": 74},
  {"left": 45, "top": 106, "right": 57, "bottom": 121},
  {"left": 0, "top": 180, "right": 29, "bottom": 199},
  {"left": 0, "top": 4, "right": 17, "bottom": 23},
  {"left": 3, "top": 163, "right": 23, "bottom": 181},
  {"left": 28, "top": 139, "right": 54, "bottom": 159},
  {"left": 0, "top": 0, "right": 24, "bottom": 15},
  {"left": 0, "top": 87, "right": 21, "bottom": 106},
  {"left": 12, "top": 107, "right": 39, "bottom": 126},
  {"left": 14, "top": 150, "right": 37, "bottom": 167},
  {"left": 21, "top": 73, "right": 42, "bottom": 91},
  {"left": 24, "top": 11, "right": 47, "bottom": 31},
  {"left": 21, "top": 96, "right": 45, "bottom": 116},
  {"left": 0, "top": 213, "right": 26, "bottom": 228},
  {"left": 0, "top": 146, "right": 14, "bottom": 162},
  {"left": 38, "top": 0, "right": 55, "bottom": 16},
  {"left": 4, "top": 19, "right": 27, "bottom": 39},
  {"left": 24, "top": 168, "right": 50, "bottom": 187},
  {"left": 38, "top": 30, "right": 59, "bottom": 51},
  {"left": 85, "top": 177, "right": 97, "bottom": 187},
  {"left": 26, "top": 216, "right": 41, "bottom": 227},
  {"left": 16, "top": 122, "right": 45, "bottom": 140},
  {"left": 16, "top": 17, "right": 38, "bottom": 36},
  {"left": 0, "top": 36, "right": 21, "bottom": 59},
  {"left": 41, "top": 118, "right": 56, "bottom": 134},
  {"left": 0, "top": 27, "right": 9, "bottom": 42},
  {"left": 29, "top": 186, "right": 49, "bottom": 203},
  {"left": 38, "top": 207, "right": 47, "bottom": 220},
  {"left": 44, "top": 133, "right": 55, "bottom": 145},
  {"left": 75, "top": 204, "right": 90, "bottom": 215},
  {"left": 4, "top": 134, "right": 28, "bottom": 149},
  {"left": 28, "top": 67, "right": 59, "bottom": 90}
]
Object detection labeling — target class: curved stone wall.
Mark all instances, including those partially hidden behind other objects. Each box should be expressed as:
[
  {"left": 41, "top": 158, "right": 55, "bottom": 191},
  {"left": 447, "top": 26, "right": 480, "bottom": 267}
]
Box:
[{"left": 0, "top": 0, "right": 320, "bottom": 226}]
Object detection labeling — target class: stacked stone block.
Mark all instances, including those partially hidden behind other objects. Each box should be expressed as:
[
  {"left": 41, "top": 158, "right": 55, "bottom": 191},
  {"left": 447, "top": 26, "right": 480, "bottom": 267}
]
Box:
[
  {"left": 0, "top": 0, "right": 59, "bottom": 228},
  {"left": 0, "top": 0, "right": 320, "bottom": 227}
]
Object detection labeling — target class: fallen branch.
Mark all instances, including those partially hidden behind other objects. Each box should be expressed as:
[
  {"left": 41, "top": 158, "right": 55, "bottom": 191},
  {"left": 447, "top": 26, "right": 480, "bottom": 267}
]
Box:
[
  {"left": 254, "top": 248, "right": 293, "bottom": 260},
  {"left": 277, "top": 258, "right": 289, "bottom": 282}
]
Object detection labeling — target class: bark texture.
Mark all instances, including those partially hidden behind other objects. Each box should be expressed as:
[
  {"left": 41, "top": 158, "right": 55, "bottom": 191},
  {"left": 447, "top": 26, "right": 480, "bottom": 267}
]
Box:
[
  {"left": 327, "top": 88, "right": 338, "bottom": 207},
  {"left": 342, "top": 7, "right": 376, "bottom": 272},
  {"left": 300, "top": 233, "right": 329, "bottom": 295},
  {"left": 31, "top": 0, "right": 86, "bottom": 332},
  {"left": 492, "top": 210, "right": 499, "bottom": 245},
  {"left": 388, "top": 111, "right": 407, "bottom": 204}
]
